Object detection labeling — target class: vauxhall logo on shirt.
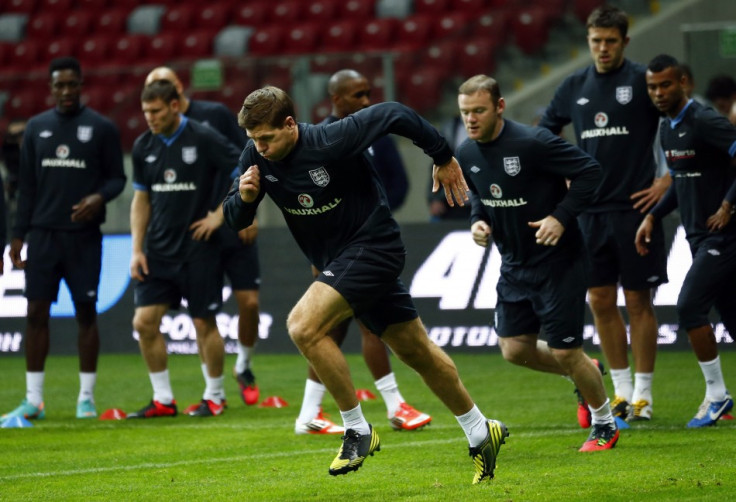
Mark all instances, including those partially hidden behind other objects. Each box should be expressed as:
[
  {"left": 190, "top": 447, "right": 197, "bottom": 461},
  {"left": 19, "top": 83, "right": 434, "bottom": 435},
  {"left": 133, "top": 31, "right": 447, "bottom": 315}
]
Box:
[
  {"left": 580, "top": 110, "right": 630, "bottom": 139},
  {"left": 41, "top": 144, "right": 86, "bottom": 168},
  {"left": 151, "top": 168, "right": 196, "bottom": 192},
  {"left": 479, "top": 183, "right": 528, "bottom": 208}
]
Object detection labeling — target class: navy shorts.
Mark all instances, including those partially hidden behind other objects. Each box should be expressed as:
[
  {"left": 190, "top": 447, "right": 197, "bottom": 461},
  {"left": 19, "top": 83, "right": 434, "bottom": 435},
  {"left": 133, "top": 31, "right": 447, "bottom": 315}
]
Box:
[
  {"left": 219, "top": 228, "right": 260, "bottom": 291},
  {"left": 24, "top": 228, "right": 101, "bottom": 303},
  {"left": 677, "top": 239, "right": 736, "bottom": 332},
  {"left": 315, "top": 244, "right": 418, "bottom": 336},
  {"left": 494, "top": 257, "right": 587, "bottom": 349},
  {"left": 133, "top": 256, "right": 223, "bottom": 318},
  {"left": 579, "top": 210, "right": 668, "bottom": 290}
]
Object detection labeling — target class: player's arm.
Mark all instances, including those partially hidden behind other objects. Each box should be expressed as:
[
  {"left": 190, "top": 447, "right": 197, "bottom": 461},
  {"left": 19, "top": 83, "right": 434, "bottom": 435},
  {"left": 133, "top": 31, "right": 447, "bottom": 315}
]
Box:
[
  {"left": 223, "top": 157, "right": 263, "bottom": 231},
  {"left": 630, "top": 171, "right": 672, "bottom": 213},
  {"left": 701, "top": 110, "right": 736, "bottom": 232},
  {"left": 636, "top": 184, "right": 678, "bottom": 255},
  {"left": 129, "top": 189, "right": 151, "bottom": 281}
]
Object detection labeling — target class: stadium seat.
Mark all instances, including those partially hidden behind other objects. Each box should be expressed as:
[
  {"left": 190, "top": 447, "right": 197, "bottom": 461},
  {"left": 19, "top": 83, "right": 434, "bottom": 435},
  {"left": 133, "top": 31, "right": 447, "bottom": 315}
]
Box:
[
  {"left": 81, "top": 83, "right": 111, "bottom": 114},
  {"left": 0, "top": 13, "right": 27, "bottom": 42},
  {"left": 159, "top": 4, "right": 195, "bottom": 33},
  {"left": 270, "top": 1, "right": 303, "bottom": 25},
  {"left": 395, "top": 15, "right": 433, "bottom": 51},
  {"left": 5, "top": 89, "right": 44, "bottom": 119},
  {"left": 61, "top": 9, "right": 96, "bottom": 38},
  {"left": 470, "top": 8, "right": 510, "bottom": 46},
  {"left": 127, "top": 4, "right": 166, "bottom": 35},
  {"left": 311, "top": 97, "right": 332, "bottom": 123},
  {"left": 116, "top": 108, "right": 146, "bottom": 151},
  {"left": 449, "top": 0, "right": 488, "bottom": 12},
  {"left": 396, "top": 67, "right": 444, "bottom": 114},
  {"left": 432, "top": 11, "right": 469, "bottom": 40},
  {"left": 339, "top": 0, "right": 376, "bottom": 20},
  {"left": 233, "top": 2, "right": 270, "bottom": 26},
  {"left": 375, "top": 0, "right": 412, "bottom": 19},
  {"left": 247, "top": 26, "right": 285, "bottom": 56},
  {"left": 6, "top": 39, "right": 42, "bottom": 73},
  {"left": 457, "top": 36, "right": 498, "bottom": 78},
  {"left": 530, "top": 0, "right": 568, "bottom": 22},
  {"left": 510, "top": 6, "right": 551, "bottom": 55},
  {"left": 419, "top": 39, "right": 458, "bottom": 74},
  {"left": 214, "top": 26, "right": 255, "bottom": 59},
  {"left": 282, "top": 22, "right": 321, "bottom": 55},
  {"left": 195, "top": 2, "right": 232, "bottom": 32},
  {"left": 320, "top": 19, "right": 359, "bottom": 53},
  {"left": 143, "top": 32, "right": 178, "bottom": 64},
  {"left": 77, "top": 34, "right": 111, "bottom": 68},
  {"left": 220, "top": 75, "right": 256, "bottom": 112},
  {"left": 44, "top": 36, "right": 76, "bottom": 62},
  {"left": 413, "top": 0, "right": 450, "bottom": 15},
  {"left": 38, "top": 0, "right": 73, "bottom": 13},
  {"left": 488, "top": 0, "right": 525, "bottom": 7},
  {"left": 95, "top": 8, "right": 130, "bottom": 35},
  {"left": 573, "top": 0, "right": 605, "bottom": 22},
  {"left": 303, "top": 0, "right": 339, "bottom": 22},
  {"left": 25, "top": 12, "right": 59, "bottom": 42},
  {"left": 75, "top": 0, "right": 109, "bottom": 10},
  {"left": 358, "top": 18, "right": 398, "bottom": 51},
  {"left": 108, "top": 34, "right": 146, "bottom": 66},
  {"left": 3, "top": 0, "right": 37, "bottom": 14},
  {"left": 180, "top": 30, "right": 216, "bottom": 60}
]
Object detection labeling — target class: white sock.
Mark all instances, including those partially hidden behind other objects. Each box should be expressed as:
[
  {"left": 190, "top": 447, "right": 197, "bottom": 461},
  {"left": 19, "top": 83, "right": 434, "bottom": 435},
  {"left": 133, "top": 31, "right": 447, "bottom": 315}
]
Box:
[
  {"left": 203, "top": 374, "right": 225, "bottom": 403},
  {"left": 149, "top": 370, "right": 174, "bottom": 405},
  {"left": 26, "top": 371, "right": 45, "bottom": 407},
  {"left": 632, "top": 372, "right": 653, "bottom": 403},
  {"left": 375, "top": 372, "right": 404, "bottom": 417},
  {"left": 340, "top": 403, "right": 370, "bottom": 435},
  {"left": 455, "top": 404, "right": 488, "bottom": 447},
  {"left": 235, "top": 342, "right": 254, "bottom": 374},
  {"left": 610, "top": 367, "right": 633, "bottom": 402},
  {"left": 590, "top": 398, "right": 614, "bottom": 425},
  {"left": 200, "top": 363, "right": 209, "bottom": 381},
  {"left": 296, "top": 379, "right": 326, "bottom": 424},
  {"left": 699, "top": 356, "right": 728, "bottom": 401},
  {"left": 78, "top": 372, "right": 96, "bottom": 403}
]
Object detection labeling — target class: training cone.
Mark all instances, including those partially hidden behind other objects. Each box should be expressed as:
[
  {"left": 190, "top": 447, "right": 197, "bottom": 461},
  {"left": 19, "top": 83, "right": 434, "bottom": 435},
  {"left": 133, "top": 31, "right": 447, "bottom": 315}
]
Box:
[
  {"left": 720, "top": 413, "right": 734, "bottom": 420},
  {"left": 99, "top": 408, "right": 127, "bottom": 420},
  {"left": 614, "top": 416, "right": 630, "bottom": 429},
  {"left": 258, "top": 396, "right": 289, "bottom": 408},
  {"left": 1, "top": 416, "right": 33, "bottom": 428},
  {"left": 356, "top": 389, "right": 376, "bottom": 401}
]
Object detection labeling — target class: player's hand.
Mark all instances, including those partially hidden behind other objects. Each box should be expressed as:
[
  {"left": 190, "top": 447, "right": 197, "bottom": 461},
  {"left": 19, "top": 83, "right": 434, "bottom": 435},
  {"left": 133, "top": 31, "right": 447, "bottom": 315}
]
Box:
[
  {"left": 635, "top": 214, "right": 654, "bottom": 256},
  {"left": 71, "top": 193, "right": 104, "bottom": 222},
  {"left": 239, "top": 165, "right": 261, "bottom": 203},
  {"left": 631, "top": 173, "right": 671, "bottom": 213},
  {"left": 471, "top": 220, "right": 491, "bottom": 247},
  {"left": 528, "top": 215, "right": 564, "bottom": 246},
  {"left": 129, "top": 250, "right": 149, "bottom": 281},
  {"left": 9, "top": 238, "right": 25, "bottom": 269},
  {"left": 238, "top": 218, "right": 258, "bottom": 244},
  {"left": 706, "top": 201, "right": 733, "bottom": 232},
  {"left": 432, "top": 157, "right": 469, "bottom": 207},
  {"left": 190, "top": 210, "right": 224, "bottom": 241}
]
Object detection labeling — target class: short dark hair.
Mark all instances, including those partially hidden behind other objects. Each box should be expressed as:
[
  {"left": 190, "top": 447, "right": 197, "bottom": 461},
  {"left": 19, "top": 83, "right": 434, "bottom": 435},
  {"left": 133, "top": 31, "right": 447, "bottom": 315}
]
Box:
[
  {"left": 705, "top": 74, "right": 736, "bottom": 102},
  {"left": 238, "top": 86, "right": 295, "bottom": 130},
  {"left": 458, "top": 74, "right": 502, "bottom": 106},
  {"left": 49, "top": 57, "right": 81, "bottom": 78},
  {"left": 680, "top": 63, "right": 694, "bottom": 82},
  {"left": 141, "top": 79, "right": 180, "bottom": 103},
  {"left": 587, "top": 5, "right": 629, "bottom": 39},
  {"left": 647, "top": 54, "right": 682, "bottom": 78}
]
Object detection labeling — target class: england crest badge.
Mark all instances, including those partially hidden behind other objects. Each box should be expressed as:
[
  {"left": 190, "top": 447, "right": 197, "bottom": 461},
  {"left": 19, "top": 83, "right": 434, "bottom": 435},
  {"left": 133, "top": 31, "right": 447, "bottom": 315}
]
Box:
[
  {"left": 309, "top": 167, "right": 330, "bottom": 187},
  {"left": 616, "top": 86, "right": 632, "bottom": 104},
  {"left": 182, "top": 146, "right": 197, "bottom": 164},
  {"left": 77, "top": 126, "right": 93, "bottom": 143},
  {"left": 503, "top": 156, "right": 521, "bottom": 176}
]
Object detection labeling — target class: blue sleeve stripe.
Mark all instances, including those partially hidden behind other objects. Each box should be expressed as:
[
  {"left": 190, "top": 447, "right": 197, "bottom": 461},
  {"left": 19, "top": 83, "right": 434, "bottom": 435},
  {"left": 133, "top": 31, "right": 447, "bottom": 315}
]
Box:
[
  {"left": 729, "top": 140, "right": 736, "bottom": 158},
  {"left": 230, "top": 166, "right": 239, "bottom": 180},
  {"left": 132, "top": 183, "right": 148, "bottom": 191}
]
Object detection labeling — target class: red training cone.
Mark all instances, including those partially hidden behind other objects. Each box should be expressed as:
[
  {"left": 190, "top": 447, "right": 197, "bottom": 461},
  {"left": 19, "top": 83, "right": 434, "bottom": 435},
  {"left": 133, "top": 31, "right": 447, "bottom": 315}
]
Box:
[
  {"left": 258, "top": 396, "right": 289, "bottom": 408},
  {"left": 356, "top": 389, "right": 376, "bottom": 401},
  {"left": 99, "top": 408, "right": 127, "bottom": 420}
]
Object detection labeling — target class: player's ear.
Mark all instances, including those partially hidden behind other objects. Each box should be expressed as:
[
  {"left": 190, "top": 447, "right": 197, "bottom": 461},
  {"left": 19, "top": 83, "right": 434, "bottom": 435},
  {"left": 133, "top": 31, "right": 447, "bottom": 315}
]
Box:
[{"left": 284, "top": 116, "right": 296, "bottom": 129}]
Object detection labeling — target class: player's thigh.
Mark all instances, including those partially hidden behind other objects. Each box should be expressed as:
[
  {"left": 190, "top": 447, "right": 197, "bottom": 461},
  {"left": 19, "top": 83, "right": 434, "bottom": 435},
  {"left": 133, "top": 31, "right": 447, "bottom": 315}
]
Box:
[
  {"left": 536, "top": 259, "right": 587, "bottom": 350},
  {"left": 183, "top": 258, "right": 223, "bottom": 319},
  {"left": 24, "top": 229, "right": 63, "bottom": 301},
  {"left": 615, "top": 211, "right": 667, "bottom": 290},
  {"left": 61, "top": 229, "right": 102, "bottom": 304},
  {"left": 222, "top": 240, "right": 260, "bottom": 291},
  {"left": 679, "top": 242, "right": 736, "bottom": 329},
  {"left": 288, "top": 281, "right": 354, "bottom": 343},
  {"left": 578, "top": 212, "right": 619, "bottom": 288}
]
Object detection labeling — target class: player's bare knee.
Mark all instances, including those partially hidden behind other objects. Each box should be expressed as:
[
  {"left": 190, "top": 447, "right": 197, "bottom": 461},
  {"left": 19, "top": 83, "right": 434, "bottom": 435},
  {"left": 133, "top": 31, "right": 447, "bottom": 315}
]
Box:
[
  {"left": 132, "top": 310, "right": 158, "bottom": 339},
  {"left": 498, "top": 338, "right": 526, "bottom": 365}
]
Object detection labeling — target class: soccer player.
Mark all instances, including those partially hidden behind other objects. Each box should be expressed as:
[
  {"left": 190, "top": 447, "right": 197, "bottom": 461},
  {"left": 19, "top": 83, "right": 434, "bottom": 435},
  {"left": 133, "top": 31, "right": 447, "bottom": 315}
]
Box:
[
  {"left": 538, "top": 5, "right": 669, "bottom": 423},
  {"left": 144, "top": 67, "right": 262, "bottom": 406},
  {"left": 456, "top": 74, "right": 618, "bottom": 452},
  {"left": 126, "top": 80, "right": 241, "bottom": 419},
  {"left": 223, "top": 86, "right": 508, "bottom": 483},
  {"left": 636, "top": 54, "right": 735, "bottom": 427},
  {"left": 2, "top": 57, "right": 126, "bottom": 420},
  {"left": 295, "top": 69, "right": 430, "bottom": 435}
]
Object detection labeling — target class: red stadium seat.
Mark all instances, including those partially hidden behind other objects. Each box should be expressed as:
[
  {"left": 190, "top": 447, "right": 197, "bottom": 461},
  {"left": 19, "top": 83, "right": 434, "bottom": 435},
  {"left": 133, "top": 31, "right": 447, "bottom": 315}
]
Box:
[
  {"left": 25, "top": 12, "right": 59, "bottom": 42},
  {"left": 282, "top": 22, "right": 321, "bottom": 55},
  {"left": 5, "top": 89, "right": 45, "bottom": 119},
  {"left": 470, "top": 8, "right": 510, "bottom": 46},
  {"left": 419, "top": 39, "right": 458, "bottom": 74},
  {"left": 449, "top": 0, "right": 488, "bottom": 12},
  {"left": 95, "top": 7, "right": 130, "bottom": 35},
  {"left": 358, "top": 18, "right": 398, "bottom": 51},
  {"left": 510, "top": 6, "right": 551, "bottom": 55},
  {"left": 413, "top": 0, "right": 449, "bottom": 15},
  {"left": 220, "top": 75, "right": 256, "bottom": 112},
  {"left": 77, "top": 34, "right": 111, "bottom": 67},
  {"left": 396, "top": 67, "right": 444, "bottom": 115},
  {"left": 60, "top": 9, "right": 95, "bottom": 37},
  {"left": 44, "top": 36, "right": 76, "bottom": 62},
  {"left": 457, "top": 36, "right": 499, "bottom": 78},
  {"left": 320, "top": 19, "right": 359, "bottom": 53},
  {"left": 159, "top": 4, "right": 195, "bottom": 33},
  {"left": 573, "top": 0, "right": 604, "bottom": 23},
  {"left": 432, "top": 11, "right": 469, "bottom": 40},
  {"left": 311, "top": 97, "right": 332, "bottom": 123},
  {"left": 270, "top": 0, "right": 303, "bottom": 25},
  {"left": 194, "top": 2, "right": 232, "bottom": 32},
  {"left": 395, "top": 15, "right": 433, "bottom": 51},
  {"left": 75, "top": 0, "right": 109, "bottom": 10},
  {"left": 3, "top": 0, "right": 38, "bottom": 14},
  {"left": 180, "top": 29, "right": 216, "bottom": 60},
  {"left": 108, "top": 34, "right": 146, "bottom": 66},
  {"left": 233, "top": 2, "right": 269, "bottom": 26},
  {"left": 81, "top": 83, "right": 112, "bottom": 114},
  {"left": 488, "top": 0, "right": 525, "bottom": 7},
  {"left": 339, "top": 0, "right": 375, "bottom": 20},
  {"left": 143, "top": 32, "right": 178, "bottom": 64},
  {"left": 6, "top": 39, "right": 42, "bottom": 73},
  {"left": 116, "top": 108, "right": 146, "bottom": 151},
  {"left": 303, "top": 0, "right": 338, "bottom": 22},
  {"left": 247, "top": 26, "right": 285, "bottom": 56},
  {"left": 38, "top": 0, "right": 73, "bottom": 13}
]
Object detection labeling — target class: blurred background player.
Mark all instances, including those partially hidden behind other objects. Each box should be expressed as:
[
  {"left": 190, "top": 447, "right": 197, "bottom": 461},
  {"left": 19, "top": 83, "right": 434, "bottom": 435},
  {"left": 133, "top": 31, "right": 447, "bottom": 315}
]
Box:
[
  {"left": 145, "top": 67, "right": 262, "bottom": 406},
  {"left": 2, "top": 57, "right": 125, "bottom": 421},
  {"left": 705, "top": 74, "right": 736, "bottom": 125},
  {"left": 538, "top": 5, "right": 668, "bottom": 424},
  {"left": 637, "top": 54, "right": 735, "bottom": 427},
  {"left": 126, "top": 80, "right": 241, "bottom": 418},
  {"left": 295, "top": 69, "right": 431, "bottom": 435}
]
